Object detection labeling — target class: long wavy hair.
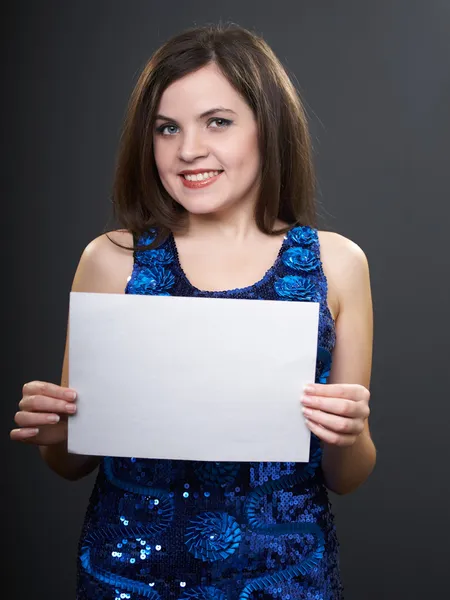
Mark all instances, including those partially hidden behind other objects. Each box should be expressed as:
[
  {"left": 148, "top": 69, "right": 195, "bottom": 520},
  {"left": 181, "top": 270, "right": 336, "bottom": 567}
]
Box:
[{"left": 111, "top": 23, "right": 317, "bottom": 248}]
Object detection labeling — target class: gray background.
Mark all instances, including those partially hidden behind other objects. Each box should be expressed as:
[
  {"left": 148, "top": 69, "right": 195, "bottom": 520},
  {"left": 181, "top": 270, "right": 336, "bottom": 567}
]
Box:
[{"left": 3, "top": 1, "right": 449, "bottom": 598}]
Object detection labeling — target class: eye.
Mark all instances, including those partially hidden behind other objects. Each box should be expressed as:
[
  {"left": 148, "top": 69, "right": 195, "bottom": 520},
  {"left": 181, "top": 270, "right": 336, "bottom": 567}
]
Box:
[
  {"left": 208, "top": 118, "right": 232, "bottom": 129},
  {"left": 155, "top": 124, "right": 179, "bottom": 136}
]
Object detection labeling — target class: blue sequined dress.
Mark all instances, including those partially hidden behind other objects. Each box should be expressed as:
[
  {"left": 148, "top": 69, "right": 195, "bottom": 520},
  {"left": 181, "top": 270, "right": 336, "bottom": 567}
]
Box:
[{"left": 76, "top": 225, "right": 343, "bottom": 600}]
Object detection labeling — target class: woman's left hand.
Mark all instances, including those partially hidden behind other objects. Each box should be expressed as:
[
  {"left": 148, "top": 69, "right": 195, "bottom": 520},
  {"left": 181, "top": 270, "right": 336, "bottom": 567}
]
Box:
[{"left": 301, "top": 383, "right": 370, "bottom": 447}]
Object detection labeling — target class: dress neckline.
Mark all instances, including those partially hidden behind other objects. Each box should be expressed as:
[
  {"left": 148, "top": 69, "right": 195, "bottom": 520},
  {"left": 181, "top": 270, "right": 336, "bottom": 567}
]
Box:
[{"left": 168, "top": 232, "right": 289, "bottom": 295}]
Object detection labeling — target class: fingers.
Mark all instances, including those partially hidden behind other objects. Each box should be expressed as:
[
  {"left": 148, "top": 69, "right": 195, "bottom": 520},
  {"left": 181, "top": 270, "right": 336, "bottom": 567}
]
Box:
[
  {"left": 302, "top": 406, "right": 364, "bottom": 435},
  {"left": 19, "top": 394, "right": 77, "bottom": 414},
  {"left": 300, "top": 384, "right": 370, "bottom": 448},
  {"left": 305, "top": 383, "right": 369, "bottom": 403},
  {"left": 304, "top": 418, "right": 356, "bottom": 447},
  {"left": 23, "top": 381, "right": 77, "bottom": 401},
  {"left": 302, "top": 395, "right": 369, "bottom": 420},
  {"left": 14, "top": 411, "right": 63, "bottom": 427},
  {"left": 10, "top": 427, "right": 40, "bottom": 441},
  {"left": 11, "top": 381, "right": 75, "bottom": 446}
]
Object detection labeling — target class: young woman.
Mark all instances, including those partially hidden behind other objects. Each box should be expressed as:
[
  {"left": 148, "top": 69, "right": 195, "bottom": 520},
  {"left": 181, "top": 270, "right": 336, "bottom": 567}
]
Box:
[{"left": 11, "top": 24, "right": 375, "bottom": 600}]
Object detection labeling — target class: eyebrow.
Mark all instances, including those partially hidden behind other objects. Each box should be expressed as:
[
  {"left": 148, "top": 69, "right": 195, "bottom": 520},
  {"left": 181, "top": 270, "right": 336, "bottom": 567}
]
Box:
[{"left": 154, "top": 107, "right": 237, "bottom": 122}]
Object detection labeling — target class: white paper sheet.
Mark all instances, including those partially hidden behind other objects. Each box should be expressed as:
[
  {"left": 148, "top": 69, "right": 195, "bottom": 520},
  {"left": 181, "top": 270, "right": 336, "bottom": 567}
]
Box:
[{"left": 68, "top": 292, "right": 319, "bottom": 462}]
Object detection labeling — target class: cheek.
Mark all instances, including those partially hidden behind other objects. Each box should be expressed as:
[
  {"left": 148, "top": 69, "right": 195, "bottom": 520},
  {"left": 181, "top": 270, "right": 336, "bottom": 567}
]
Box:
[
  {"left": 219, "top": 134, "right": 260, "bottom": 175},
  {"left": 237, "top": 129, "right": 260, "bottom": 171},
  {"left": 152, "top": 146, "right": 175, "bottom": 195},
  {"left": 153, "top": 144, "right": 163, "bottom": 170},
  {"left": 153, "top": 140, "right": 172, "bottom": 175}
]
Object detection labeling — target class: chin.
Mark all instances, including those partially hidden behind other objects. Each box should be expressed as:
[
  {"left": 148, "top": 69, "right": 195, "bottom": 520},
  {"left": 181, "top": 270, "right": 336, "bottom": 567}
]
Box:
[{"left": 175, "top": 197, "right": 233, "bottom": 216}]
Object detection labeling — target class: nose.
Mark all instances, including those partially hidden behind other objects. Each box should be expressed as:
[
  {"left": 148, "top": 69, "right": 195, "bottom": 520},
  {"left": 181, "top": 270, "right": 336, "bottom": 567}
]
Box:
[{"left": 178, "top": 129, "right": 209, "bottom": 162}]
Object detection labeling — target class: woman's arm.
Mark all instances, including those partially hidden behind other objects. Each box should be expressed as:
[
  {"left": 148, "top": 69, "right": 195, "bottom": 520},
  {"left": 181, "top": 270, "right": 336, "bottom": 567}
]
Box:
[
  {"left": 306, "top": 233, "right": 376, "bottom": 494},
  {"left": 39, "top": 230, "right": 133, "bottom": 480}
]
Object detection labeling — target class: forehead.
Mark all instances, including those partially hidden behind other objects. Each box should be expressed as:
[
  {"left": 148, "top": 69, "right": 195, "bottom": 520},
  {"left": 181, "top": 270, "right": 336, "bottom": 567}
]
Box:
[{"left": 157, "top": 63, "right": 245, "bottom": 115}]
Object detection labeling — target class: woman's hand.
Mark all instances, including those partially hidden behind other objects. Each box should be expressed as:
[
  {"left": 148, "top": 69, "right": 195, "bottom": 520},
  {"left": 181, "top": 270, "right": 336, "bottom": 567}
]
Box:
[
  {"left": 10, "top": 381, "right": 78, "bottom": 446},
  {"left": 301, "top": 383, "right": 370, "bottom": 447}
]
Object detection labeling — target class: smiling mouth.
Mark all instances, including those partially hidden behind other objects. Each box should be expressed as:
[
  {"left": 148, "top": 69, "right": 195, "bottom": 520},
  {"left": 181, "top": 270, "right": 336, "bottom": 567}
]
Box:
[
  {"left": 179, "top": 170, "right": 223, "bottom": 189},
  {"left": 180, "top": 170, "right": 223, "bottom": 181}
]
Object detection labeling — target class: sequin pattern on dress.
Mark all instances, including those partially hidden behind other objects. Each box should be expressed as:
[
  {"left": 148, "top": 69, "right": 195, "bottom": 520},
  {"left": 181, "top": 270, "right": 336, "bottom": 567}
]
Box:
[{"left": 76, "top": 225, "right": 342, "bottom": 600}]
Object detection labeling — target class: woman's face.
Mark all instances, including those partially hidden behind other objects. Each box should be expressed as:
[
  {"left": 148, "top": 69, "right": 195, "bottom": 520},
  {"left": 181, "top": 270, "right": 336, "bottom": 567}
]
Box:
[{"left": 153, "top": 63, "right": 261, "bottom": 218}]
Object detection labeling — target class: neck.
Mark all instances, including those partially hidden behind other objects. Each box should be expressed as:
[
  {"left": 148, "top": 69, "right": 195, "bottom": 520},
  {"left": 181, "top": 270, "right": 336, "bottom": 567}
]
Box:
[{"left": 184, "top": 201, "right": 260, "bottom": 242}]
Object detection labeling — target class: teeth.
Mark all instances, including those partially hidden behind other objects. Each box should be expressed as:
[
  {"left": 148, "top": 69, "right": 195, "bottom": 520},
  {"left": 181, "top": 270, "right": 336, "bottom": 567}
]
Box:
[{"left": 183, "top": 171, "right": 220, "bottom": 181}]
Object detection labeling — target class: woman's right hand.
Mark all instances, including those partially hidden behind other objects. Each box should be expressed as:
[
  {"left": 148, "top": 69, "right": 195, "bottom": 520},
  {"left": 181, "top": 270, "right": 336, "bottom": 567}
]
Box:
[{"left": 10, "top": 381, "right": 78, "bottom": 446}]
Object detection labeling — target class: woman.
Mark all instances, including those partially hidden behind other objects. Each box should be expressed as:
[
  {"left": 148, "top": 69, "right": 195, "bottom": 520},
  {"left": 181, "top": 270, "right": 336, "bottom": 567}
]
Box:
[{"left": 10, "top": 24, "right": 375, "bottom": 600}]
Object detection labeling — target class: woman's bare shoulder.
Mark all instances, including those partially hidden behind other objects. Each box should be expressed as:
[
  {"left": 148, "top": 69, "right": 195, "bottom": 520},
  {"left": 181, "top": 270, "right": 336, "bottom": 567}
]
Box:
[
  {"left": 317, "top": 230, "right": 369, "bottom": 274},
  {"left": 83, "top": 229, "right": 134, "bottom": 258},
  {"left": 317, "top": 230, "right": 370, "bottom": 320},
  {"left": 72, "top": 229, "right": 134, "bottom": 294}
]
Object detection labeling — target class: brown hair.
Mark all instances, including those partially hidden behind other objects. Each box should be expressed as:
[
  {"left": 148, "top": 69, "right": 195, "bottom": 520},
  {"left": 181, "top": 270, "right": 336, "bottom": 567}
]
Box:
[{"left": 111, "top": 23, "right": 317, "bottom": 247}]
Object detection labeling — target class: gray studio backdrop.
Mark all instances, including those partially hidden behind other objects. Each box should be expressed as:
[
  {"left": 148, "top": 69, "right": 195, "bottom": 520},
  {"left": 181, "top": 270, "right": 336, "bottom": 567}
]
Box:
[{"left": 4, "top": 1, "right": 449, "bottom": 599}]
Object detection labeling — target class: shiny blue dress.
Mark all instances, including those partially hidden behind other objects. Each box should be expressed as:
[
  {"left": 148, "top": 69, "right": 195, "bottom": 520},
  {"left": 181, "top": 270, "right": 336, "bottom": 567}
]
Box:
[{"left": 76, "top": 225, "right": 343, "bottom": 600}]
